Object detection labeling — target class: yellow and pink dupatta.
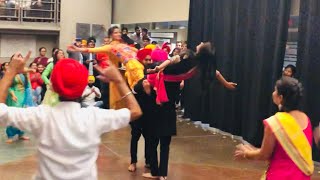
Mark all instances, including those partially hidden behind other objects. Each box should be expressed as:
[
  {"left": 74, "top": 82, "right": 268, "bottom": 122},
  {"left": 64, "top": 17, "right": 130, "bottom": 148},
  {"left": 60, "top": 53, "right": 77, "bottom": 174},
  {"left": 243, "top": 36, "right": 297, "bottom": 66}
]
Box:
[{"left": 264, "top": 112, "right": 314, "bottom": 179}]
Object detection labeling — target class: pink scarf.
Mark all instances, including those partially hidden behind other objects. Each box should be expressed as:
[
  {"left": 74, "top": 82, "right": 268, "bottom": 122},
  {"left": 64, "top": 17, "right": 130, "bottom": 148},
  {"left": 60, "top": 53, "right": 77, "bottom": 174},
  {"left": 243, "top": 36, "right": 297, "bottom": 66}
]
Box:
[{"left": 147, "top": 67, "right": 197, "bottom": 104}]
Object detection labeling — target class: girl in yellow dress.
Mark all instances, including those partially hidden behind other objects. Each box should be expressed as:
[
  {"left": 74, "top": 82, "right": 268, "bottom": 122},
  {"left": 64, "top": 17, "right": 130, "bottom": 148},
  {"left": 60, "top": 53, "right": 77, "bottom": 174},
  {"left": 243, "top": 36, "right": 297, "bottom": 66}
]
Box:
[{"left": 68, "top": 26, "right": 144, "bottom": 109}]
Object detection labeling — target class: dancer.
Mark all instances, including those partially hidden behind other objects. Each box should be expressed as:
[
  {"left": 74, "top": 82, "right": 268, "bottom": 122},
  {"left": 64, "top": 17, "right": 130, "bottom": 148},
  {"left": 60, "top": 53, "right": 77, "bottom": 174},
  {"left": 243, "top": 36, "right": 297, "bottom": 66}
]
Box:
[
  {"left": 146, "top": 43, "right": 237, "bottom": 105},
  {"left": 128, "top": 48, "right": 155, "bottom": 172},
  {"left": 68, "top": 26, "right": 144, "bottom": 109},
  {"left": 5, "top": 54, "right": 34, "bottom": 143},
  {"left": 41, "top": 49, "right": 65, "bottom": 106},
  {"left": 142, "top": 43, "right": 236, "bottom": 180},
  {"left": 0, "top": 52, "right": 142, "bottom": 180},
  {"left": 156, "top": 42, "right": 237, "bottom": 123},
  {"left": 235, "top": 77, "right": 313, "bottom": 180}
]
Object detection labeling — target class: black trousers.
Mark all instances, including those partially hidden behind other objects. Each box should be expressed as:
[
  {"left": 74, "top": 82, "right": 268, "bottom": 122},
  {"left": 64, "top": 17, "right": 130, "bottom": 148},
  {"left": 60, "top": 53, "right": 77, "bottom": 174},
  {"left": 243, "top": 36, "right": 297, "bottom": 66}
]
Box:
[
  {"left": 130, "top": 123, "right": 150, "bottom": 164},
  {"left": 149, "top": 136, "right": 172, "bottom": 177},
  {"left": 100, "top": 82, "right": 109, "bottom": 109},
  {"left": 175, "top": 89, "right": 185, "bottom": 109}
]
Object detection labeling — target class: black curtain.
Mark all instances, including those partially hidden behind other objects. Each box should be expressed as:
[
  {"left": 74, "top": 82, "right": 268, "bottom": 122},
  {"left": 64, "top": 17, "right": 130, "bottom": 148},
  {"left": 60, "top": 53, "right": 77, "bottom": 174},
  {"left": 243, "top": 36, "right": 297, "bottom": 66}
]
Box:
[
  {"left": 296, "top": 0, "right": 320, "bottom": 161},
  {"left": 186, "top": 0, "right": 291, "bottom": 146}
]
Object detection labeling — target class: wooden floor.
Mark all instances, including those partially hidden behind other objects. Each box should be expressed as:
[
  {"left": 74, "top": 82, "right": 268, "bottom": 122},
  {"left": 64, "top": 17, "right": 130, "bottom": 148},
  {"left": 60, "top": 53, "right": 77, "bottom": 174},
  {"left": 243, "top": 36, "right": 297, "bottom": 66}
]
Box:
[{"left": 0, "top": 118, "right": 320, "bottom": 180}]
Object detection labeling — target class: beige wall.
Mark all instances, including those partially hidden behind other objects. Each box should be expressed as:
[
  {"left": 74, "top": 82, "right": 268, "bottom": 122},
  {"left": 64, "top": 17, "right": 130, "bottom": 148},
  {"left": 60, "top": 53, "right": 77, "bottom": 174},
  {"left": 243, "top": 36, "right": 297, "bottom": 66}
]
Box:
[
  {"left": 59, "top": 0, "right": 112, "bottom": 50},
  {"left": 291, "top": 0, "right": 300, "bottom": 15},
  {"left": 113, "top": 0, "right": 189, "bottom": 24},
  {"left": 150, "top": 29, "right": 188, "bottom": 42},
  {"left": 0, "top": 34, "right": 58, "bottom": 63}
]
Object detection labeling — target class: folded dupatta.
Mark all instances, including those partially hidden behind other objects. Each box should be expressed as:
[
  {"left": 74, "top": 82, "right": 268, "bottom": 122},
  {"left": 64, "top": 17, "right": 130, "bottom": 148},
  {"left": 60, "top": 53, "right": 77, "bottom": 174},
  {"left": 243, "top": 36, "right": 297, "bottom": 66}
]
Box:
[{"left": 265, "top": 112, "right": 314, "bottom": 177}]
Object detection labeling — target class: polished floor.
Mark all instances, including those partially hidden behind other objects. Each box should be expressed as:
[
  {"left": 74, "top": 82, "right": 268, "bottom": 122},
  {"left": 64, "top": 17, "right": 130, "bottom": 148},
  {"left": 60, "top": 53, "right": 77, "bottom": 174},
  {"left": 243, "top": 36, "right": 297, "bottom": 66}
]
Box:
[{"left": 1, "top": 118, "right": 320, "bottom": 180}]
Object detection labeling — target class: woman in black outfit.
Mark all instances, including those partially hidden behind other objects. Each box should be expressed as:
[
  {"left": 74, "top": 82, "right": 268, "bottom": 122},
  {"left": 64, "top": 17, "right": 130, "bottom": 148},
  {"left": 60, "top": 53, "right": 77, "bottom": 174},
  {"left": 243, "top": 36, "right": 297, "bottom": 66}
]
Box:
[{"left": 143, "top": 42, "right": 236, "bottom": 180}]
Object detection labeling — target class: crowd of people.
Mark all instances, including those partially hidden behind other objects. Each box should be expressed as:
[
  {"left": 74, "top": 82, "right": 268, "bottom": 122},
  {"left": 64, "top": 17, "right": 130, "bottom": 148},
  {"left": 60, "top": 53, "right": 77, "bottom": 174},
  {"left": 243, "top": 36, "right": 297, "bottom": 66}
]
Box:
[
  {"left": 0, "top": 0, "right": 54, "bottom": 20},
  {"left": 0, "top": 24, "right": 314, "bottom": 180}
]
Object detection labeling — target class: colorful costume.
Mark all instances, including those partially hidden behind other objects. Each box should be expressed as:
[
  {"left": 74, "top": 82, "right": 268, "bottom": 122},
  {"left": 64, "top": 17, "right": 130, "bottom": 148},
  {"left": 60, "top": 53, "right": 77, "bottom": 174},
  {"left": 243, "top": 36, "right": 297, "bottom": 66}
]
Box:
[
  {"left": 41, "top": 62, "right": 59, "bottom": 106},
  {"left": 263, "top": 113, "right": 313, "bottom": 180},
  {"left": 6, "top": 73, "right": 34, "bottom": 138},
  {"left": 85, "top": 42, "right": 144, "bottom": 109}
]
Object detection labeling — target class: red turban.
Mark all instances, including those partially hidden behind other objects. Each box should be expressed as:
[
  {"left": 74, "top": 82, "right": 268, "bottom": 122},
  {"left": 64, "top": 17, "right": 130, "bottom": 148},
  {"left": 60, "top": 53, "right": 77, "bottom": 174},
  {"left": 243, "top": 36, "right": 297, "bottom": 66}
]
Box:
[
  {"left": 162, "top": 42, "right": 171, "bottom": 54},
  {"left": 151, "top": 48, "right": 168, "bottom": 62},
  {"left": 137, "top": 48, "right": 152, "bottom": 61},
  {"left": 51, "top": 59, "right": 88, "bottom": 100}
]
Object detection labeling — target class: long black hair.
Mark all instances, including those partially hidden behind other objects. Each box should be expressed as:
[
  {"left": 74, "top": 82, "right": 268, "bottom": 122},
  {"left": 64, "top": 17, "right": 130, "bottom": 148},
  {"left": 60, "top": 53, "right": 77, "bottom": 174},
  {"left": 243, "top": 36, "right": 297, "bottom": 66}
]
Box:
[
  {"left": 275, "top": 77, "right": 303, "bottom": 112},
  {"left": 169, "top": 48, "right": 181, "bottom": 57},
  {"left": 1, "top": 62, "right": 8, "bottom": 71},
  {"left": 53, "top": 49, "right": 64, "bottom": 65},
  {"left": 284, "top": 64, "right": 297, "bottom": 77},
  {"left": 29, "top": 62, "right": 37, "bottom": 68},
  {"left": 195, "top": 42, "right": 217, "bottom": 89}
]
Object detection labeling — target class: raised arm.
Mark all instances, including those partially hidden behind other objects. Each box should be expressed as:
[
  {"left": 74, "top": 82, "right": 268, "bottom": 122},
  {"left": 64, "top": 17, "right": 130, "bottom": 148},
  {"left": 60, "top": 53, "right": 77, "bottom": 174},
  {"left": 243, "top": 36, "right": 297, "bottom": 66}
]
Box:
[
  {"left": 68, "top": 44, "right": 112, "bottom": 54},
  {"left": 0, "top": 52, "right": 31, "bottom": 103},
  {"left": 95, "top": 64, "right": 142, "bottom": 121},
  {"left": 87, "top": 45, "right": 112, "bottom": 54},
  {"left": 0, "top": 69, "right": 16, "bottom": 103},
  {"left": 0, "top": 52, "right": 48, "bottom": 135}
]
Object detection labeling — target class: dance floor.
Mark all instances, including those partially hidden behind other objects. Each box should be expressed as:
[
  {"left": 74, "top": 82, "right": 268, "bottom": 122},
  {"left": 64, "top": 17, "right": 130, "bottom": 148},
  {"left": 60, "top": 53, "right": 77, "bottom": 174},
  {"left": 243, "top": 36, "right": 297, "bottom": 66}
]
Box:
[{"left": 1, "top": 118, "right": 320, "bottom": 180}]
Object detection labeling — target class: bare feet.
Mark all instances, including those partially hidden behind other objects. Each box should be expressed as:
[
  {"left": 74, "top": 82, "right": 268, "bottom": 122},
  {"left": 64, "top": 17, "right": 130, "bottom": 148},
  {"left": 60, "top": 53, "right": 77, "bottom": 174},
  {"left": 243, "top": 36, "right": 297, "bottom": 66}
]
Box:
[
  {"left": 19, "top": 136, "right": 30, "bottom": 141},
  {"left": 160, "top": 177, "right": 167, "bottom": 180},
  {"left": 128, "top": 163, "right": 136, "bottom": 172},
  {"left": 6, "top": 138, "right": 14, "bottom": 144},
  {"left": 142, "top": 173, "right": 159, "bottom": 179}
]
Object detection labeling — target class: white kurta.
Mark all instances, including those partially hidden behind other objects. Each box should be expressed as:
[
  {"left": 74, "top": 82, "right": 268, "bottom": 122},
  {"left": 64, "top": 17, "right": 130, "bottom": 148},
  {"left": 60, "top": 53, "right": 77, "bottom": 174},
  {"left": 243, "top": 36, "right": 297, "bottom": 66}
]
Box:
[
  {"left": 82, "top": 86, "right": 102, "bottom": 106},
  {"left": 0, "top": 102, "right": 130, "bottom": 180}
]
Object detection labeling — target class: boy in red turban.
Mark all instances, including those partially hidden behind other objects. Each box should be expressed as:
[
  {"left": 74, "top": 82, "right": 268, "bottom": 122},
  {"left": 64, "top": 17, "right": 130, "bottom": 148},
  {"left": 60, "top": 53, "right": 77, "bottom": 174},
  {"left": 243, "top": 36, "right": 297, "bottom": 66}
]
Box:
[{"left": 0, "top": 51, "right": 142, "bottom": 180}]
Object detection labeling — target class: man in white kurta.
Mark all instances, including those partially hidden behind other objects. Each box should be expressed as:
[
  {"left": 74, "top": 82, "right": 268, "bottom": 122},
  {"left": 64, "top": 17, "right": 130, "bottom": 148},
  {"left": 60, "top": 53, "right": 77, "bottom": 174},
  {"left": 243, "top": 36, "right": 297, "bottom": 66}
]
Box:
[
  {"left": 0, "top": 102, "right": 130, "bottom": 179},
  {"left": 0, "top": 53, "right": 142, "bottom": 180}
]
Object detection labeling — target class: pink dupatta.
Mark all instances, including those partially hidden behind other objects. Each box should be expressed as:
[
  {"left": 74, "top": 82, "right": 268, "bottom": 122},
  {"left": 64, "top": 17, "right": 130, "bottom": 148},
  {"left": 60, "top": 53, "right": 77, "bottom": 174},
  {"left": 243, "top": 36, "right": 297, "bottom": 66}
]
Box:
[{"left": 147, "top": 67, "right": 197, "bottom": 104}]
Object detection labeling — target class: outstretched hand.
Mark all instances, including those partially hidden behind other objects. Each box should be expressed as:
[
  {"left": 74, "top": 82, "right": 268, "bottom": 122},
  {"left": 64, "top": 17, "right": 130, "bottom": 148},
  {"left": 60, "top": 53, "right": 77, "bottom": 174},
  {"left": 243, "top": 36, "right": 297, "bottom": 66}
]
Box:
[
  {"left": 234, "top": 144, "right": 247, "bottom": 160},
  {"left": 8, "top": 51, "right": 32, "bottom": 74},
  {"left": 234, "top": 143, "right": 257, "bottom": 160},
  {"left": 147, "top": 66, "right": 160, "bottom": 74},
  {"left": 226, "top": 82, "right": 237, "bottom": 90},
  {"left": 94, "top": 62, "right": 124, "bottom": 84},
  {"left": 67, "top": 45, "right": 82, "bottom": 52}
]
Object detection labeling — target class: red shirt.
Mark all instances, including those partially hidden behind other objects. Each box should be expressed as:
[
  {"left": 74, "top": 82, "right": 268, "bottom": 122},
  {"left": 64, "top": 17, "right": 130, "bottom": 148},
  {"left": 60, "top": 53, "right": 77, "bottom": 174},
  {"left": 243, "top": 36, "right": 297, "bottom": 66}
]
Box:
[
  {"left": 33, "top": 57, "right": 49, "bottom": 67},
  {"left": 29, "top": 72, "right": 44, "bottom": 89}
]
